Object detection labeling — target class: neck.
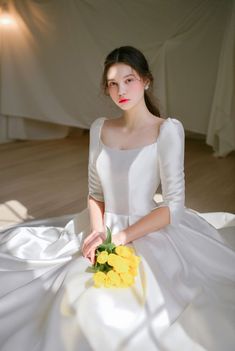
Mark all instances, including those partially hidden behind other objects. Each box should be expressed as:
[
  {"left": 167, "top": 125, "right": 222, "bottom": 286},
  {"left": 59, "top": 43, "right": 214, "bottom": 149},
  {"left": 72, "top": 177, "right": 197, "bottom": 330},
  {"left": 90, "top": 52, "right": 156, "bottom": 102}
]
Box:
[{"left": 121, "top": 99, "right": 153, "bottom": 130}]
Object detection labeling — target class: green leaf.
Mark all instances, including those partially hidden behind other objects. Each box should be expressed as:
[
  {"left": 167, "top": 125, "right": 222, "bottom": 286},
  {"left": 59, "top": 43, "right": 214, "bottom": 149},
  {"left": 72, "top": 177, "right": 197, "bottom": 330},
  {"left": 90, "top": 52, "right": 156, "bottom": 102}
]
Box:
[
  {"left": 96, "top": 226, "right": 115, "bottom": 252},
  {"left": 96, "top": 244, "right": 107, "bottom": 251},
  {"left": 91, "top": 226, "right": 117, "bottom": 271},
  {"left": 106, "top": 243, "right": 116, "bottom": 252},
  {"left": 103, "top": 226, "right": 112, "bottom": 245}
]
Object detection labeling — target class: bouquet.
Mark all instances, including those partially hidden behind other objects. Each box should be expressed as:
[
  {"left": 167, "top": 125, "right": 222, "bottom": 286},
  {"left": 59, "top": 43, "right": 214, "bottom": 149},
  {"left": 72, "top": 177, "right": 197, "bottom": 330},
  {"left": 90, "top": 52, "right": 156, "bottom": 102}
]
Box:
[{"left": 90, "top": 227, "right": 141, "bottom": 288}]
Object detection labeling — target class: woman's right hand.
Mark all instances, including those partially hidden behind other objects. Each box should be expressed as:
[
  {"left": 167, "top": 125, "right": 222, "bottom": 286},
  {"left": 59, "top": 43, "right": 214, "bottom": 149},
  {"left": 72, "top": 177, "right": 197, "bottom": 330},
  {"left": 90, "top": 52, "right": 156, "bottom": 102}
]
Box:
[{"left": 82, "top": 230, "right": 106, "bottom": 264}]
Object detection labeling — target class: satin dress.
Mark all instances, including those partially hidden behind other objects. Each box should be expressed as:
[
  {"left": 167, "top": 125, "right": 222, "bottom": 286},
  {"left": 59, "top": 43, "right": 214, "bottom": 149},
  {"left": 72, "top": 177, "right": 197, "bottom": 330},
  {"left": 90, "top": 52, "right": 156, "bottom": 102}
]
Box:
[{"left": 0, "top": 117, "right": 235, "bottom": 351}]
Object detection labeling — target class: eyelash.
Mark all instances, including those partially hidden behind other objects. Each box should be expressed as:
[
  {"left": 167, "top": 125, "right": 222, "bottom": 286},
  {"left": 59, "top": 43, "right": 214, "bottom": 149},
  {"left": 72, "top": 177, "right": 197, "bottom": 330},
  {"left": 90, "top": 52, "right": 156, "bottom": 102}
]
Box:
[{"left": 108, "top": 78, "right": 134, "bottom": 87}]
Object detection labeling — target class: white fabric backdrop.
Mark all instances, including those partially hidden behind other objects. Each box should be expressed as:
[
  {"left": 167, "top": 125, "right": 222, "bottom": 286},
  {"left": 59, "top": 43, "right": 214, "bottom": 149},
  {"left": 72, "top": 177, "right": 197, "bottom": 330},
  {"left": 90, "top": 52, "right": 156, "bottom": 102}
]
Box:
[{"left": 0, "top": 0, "right": 234, "bottom": 156}]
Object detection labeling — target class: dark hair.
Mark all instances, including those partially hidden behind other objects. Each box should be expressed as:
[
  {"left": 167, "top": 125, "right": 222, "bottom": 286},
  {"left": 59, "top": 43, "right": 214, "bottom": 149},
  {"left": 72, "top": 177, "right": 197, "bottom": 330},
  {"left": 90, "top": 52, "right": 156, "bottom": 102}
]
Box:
[{"left": 101, "top": 46, "right": 160, "bottom": 117}]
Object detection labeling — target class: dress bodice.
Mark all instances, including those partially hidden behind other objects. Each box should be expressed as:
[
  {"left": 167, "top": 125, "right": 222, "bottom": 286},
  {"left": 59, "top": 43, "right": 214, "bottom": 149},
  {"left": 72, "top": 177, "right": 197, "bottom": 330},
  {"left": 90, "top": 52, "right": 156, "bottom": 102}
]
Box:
[
  {"left": 98, "top": 132, "right": 159, "bottom": 217},
  {"left": 88, "top": 117, "right": 185, "bottom": 230}
]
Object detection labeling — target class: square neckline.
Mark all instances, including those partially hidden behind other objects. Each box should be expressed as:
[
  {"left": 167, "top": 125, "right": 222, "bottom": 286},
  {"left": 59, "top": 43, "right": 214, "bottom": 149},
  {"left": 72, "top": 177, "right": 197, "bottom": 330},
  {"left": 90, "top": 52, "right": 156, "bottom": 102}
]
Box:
[{"left": 99, "top": 117, "right": 170, "bottom": 152}]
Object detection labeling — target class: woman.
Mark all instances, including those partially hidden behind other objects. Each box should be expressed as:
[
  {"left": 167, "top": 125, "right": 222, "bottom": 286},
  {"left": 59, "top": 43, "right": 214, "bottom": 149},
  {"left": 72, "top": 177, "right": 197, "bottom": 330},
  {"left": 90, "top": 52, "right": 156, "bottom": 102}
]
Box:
[
  {"left": 82, "top": 46, "right": 181, "bottom": 264},
  {"left": 0, "top": 46, "right": 235, "bottom": 351}
]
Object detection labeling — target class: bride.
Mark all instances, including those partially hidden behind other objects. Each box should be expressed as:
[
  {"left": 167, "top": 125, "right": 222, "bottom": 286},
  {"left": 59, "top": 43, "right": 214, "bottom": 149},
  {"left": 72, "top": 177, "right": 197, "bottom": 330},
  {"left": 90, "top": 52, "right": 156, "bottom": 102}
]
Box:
[{"left": 0, "top": 46, "right": 235, "bottom": 351}]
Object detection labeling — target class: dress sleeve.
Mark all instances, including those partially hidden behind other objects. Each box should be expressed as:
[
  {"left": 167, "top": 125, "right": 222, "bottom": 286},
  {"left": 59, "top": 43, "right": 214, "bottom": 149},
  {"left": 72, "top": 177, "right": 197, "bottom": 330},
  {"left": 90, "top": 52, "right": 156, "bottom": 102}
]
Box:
[
  {"left": 88, "top": 118, "right": 104, "bottom": 202},
  {"left": 157, "top": 118, "right": 185, "bottom": 226}
]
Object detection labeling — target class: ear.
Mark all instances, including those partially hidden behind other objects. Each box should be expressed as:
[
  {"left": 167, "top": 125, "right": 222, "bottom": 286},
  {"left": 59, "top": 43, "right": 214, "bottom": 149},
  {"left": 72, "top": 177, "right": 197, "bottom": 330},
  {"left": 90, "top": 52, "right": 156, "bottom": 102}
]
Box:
[
  {"left": 143, "top": 78, "right": 150, "bottom": 88},
  {"left": 144, "top": 79, "right": 150, "bottom": 90}
]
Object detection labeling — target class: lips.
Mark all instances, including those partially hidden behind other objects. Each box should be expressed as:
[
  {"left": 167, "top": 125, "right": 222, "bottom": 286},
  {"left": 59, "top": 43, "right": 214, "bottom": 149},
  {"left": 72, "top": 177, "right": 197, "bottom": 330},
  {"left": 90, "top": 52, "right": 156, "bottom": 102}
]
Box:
[{"left": 119, "top": 99, "right": 130, "bottom": 103}]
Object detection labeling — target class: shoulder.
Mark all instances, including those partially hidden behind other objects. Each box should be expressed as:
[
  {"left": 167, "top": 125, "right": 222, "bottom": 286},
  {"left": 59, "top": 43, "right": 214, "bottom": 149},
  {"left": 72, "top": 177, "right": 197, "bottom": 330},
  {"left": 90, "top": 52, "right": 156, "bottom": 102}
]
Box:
[
  {"left": 159, "top": 117, "right": 185, "bottom": 140},
  {"left": 158, "top": 117, "right": 185, "bottom": 155},
  {"left": 89, "top": 118, "right": 105, "bottom": 151},
  {"left": 90, "top": 117, "right": 106, "bottom": 132}
]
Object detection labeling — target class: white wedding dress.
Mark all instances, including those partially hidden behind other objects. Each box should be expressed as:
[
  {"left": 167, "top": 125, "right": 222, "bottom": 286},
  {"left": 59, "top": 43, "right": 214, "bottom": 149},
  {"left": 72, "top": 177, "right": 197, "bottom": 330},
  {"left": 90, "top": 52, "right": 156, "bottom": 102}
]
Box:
[{"left": 0, "top": 117, "right": 235, "bottom": 351}]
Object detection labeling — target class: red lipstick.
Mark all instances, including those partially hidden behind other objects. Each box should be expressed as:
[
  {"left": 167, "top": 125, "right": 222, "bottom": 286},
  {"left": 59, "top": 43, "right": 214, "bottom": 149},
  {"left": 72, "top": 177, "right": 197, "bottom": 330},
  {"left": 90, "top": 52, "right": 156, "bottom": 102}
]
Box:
[{"left": 119, "top": 98, "right": 130, "bottom": 103}]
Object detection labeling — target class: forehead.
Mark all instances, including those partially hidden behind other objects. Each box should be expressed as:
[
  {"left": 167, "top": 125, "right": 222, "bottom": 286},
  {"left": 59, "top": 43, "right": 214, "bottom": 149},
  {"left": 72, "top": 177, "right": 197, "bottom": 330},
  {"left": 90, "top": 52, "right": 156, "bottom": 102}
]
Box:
[{"left": 107, "top": 63, "right": 139, "bottom": 80}]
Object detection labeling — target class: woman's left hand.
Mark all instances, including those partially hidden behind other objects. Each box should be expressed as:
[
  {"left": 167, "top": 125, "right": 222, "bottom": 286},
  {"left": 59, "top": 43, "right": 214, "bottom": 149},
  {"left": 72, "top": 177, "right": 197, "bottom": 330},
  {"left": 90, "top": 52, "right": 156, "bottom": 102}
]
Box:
[{"left": 82, "top": 230, "right": 106, "bottom": 264}]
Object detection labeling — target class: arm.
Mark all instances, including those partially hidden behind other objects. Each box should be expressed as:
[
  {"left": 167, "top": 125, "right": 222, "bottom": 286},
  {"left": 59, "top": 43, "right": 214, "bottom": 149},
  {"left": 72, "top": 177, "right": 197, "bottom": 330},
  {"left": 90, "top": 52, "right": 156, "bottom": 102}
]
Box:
[
  {"left": 88, "top": 195, "right": 105, "bottom": 232},
  {"left": 113, "top": 119, "right": 185, "bottom": 246},
  {"left": 82, "top": 118, "right": 107, "bottom": 263},
  {"left": 83, "top": 195, "right": 106, "bottom": 264},
  {"left": 113, "top": 206, "right": 170, "bottom": 245}
]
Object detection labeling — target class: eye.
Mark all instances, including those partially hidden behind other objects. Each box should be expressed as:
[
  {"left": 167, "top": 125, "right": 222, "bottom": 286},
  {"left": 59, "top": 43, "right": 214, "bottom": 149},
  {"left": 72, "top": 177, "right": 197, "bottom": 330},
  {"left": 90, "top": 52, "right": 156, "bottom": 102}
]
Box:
[
  {"left": 125, "top": 78, "right": 134, "bottom": 84},
  {"left": 108, "top": 82, "right": 117, "bottom": 87}
]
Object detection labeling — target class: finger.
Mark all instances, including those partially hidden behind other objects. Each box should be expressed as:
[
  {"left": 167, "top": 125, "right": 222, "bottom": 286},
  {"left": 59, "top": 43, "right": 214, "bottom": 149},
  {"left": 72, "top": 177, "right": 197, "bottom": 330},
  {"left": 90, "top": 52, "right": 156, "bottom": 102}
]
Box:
[
  {"left": 83, "top": 237, "right": 98, "bottom": 258},
  {"left": 85, "top": 237, "right": 103, "bottom": 260},
  {"left": 82, "top": 231, "right": 99, "bottom": 253},
  {"left": 91, "top": 251, "right": 96, "bottom": 265},
  {"left": 83, "top": 231, "right": 105, "bottom": 256},
  {"left": 86, "top": 253, "right": 92, "bottom": 264},
  {"left": 82, "top": 230, "right": 97, "bottom": 249},
  {"left": 90, "top": 246, "right": 97, "bottom": 265}
]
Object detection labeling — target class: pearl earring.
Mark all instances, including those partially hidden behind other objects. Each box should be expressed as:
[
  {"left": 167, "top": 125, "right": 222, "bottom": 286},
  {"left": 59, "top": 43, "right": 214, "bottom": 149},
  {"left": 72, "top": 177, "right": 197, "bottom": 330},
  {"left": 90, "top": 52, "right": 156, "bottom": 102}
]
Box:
[{"left": 144, "top": 85, "right": 149, "bottom": 90}]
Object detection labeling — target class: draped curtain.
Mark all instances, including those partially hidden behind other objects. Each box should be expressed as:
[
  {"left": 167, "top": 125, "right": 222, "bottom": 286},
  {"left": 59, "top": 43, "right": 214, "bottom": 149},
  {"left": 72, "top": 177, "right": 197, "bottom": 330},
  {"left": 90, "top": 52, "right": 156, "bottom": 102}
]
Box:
[{"left": 0, "top": 0, "right": 234, "bottom": 156}]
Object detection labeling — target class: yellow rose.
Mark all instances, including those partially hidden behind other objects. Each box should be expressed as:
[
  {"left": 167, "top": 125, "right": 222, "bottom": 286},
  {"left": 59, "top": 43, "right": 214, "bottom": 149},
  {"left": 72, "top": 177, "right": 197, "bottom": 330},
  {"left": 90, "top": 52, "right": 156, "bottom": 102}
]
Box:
[
  {"left": 129, "top": 267, "right": 138, "bottom": 276},
  {"left": 104, "top": 276, "right": 113, "bottom": 288},
  {"left": 120, "top": 272, "right": 134, "bottom": 286},
  {"left": 127, "top": 246, "right": 135, "bottom": 255},
  {"left": 106, "top": 254, "right": 117, "bottom": 269},
  {"left": 118, "top": 281, "right": 129, "bottom": 288},
  {"left": 108, "top": 253, "right": 129, "bottom": 273},
  {"left": 93, "top": 271, "right": 106, "bottom": 287},
  {"left": 115, "top": 246, "right": 132, "bottom": 258},
  {"left": 128, "top": 254, "right": 141, "bottom": 268},
  {"left": 107, "top": 270, "right": 121, "bottom": 286},
  {"left": 113, "top": 256, "right": 129, "bottom": 273},
  {"left": 97, "top": 250, "right": 109, "bottom": 264}
]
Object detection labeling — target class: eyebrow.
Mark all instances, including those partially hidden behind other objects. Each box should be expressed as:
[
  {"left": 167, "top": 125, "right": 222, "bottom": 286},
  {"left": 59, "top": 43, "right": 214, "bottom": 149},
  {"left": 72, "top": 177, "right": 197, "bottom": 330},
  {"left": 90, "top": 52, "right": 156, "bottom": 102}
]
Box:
[{"left": 107, "top": 74, "right": 136, "bottom": 82}]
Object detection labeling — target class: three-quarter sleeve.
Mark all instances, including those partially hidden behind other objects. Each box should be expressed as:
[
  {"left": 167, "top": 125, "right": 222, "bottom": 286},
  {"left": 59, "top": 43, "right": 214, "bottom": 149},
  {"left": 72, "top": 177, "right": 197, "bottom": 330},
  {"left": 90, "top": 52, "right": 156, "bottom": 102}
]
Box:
[
  {"left": 158, "top": 118, "right": 185, "bottom": 226},
  {"left": 88, "top": 118, "right": 104, "bottom": 202}
]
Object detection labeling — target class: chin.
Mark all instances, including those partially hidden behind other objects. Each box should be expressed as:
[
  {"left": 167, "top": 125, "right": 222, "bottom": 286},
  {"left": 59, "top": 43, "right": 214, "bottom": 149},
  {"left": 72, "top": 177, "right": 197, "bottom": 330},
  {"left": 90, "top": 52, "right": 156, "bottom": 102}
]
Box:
[
  {"left": 117, "top": 102, "right": 136, "bottom": 110},
  {"left": 118, "top": 105, "right": 131, "bottom": 111}
]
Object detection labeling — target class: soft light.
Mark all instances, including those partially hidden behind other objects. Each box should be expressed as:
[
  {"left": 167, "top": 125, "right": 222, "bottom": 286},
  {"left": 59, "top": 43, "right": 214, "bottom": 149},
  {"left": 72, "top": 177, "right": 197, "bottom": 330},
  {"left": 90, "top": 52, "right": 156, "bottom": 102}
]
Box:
[{"left": 0, "top": 13, "right": 15, "bottom": 26}]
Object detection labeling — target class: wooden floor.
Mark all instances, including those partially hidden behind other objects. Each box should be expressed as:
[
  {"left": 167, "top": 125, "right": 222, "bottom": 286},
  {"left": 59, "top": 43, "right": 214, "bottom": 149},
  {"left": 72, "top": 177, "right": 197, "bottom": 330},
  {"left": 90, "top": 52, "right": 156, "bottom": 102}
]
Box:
[{"left": 0, "top": 128, "right": 234, "bottom": 228}]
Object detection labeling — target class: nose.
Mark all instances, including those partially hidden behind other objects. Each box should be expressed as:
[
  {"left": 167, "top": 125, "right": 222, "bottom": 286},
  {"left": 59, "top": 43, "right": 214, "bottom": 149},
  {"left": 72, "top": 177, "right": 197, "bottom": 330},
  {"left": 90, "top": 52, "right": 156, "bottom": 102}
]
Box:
[{"left": 118, "top": 82, "right": 126, "bottom": 96}]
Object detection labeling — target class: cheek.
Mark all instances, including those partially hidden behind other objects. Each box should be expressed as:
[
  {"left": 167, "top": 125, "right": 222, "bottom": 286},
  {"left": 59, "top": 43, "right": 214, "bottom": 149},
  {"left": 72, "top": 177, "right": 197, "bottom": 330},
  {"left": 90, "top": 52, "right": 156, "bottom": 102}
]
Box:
[
  {"left": 109, "top": 90, "right": 117, "bottom": 101},
  {"left": 130, "top": 81, "right": 144, "bottom": 95}
]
